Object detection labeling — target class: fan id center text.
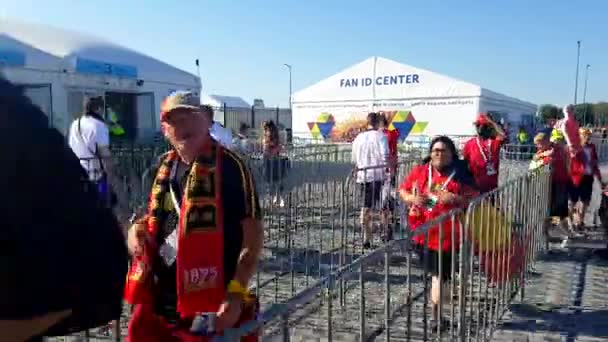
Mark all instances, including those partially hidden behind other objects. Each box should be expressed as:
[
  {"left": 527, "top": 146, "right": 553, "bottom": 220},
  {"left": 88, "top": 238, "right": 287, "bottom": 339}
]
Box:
[{"left": 339, "top": 74, "right": 420, "bottom": 88}]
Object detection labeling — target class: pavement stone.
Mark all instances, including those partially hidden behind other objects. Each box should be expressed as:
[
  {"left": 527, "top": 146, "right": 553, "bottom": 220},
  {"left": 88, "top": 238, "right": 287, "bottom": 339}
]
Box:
[{"left": 491, "top": 165, "right": 608, "bottom": 341}]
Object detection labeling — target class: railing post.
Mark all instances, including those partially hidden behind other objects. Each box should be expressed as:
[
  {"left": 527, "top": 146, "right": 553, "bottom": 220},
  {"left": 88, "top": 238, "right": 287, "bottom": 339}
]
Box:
[
  {"left": 359, "top": 260, "right": 366, "bottom": 342},
  {"left": 276, "top": 106, "right": 280, "bottom": 126},
  {"left": 223, "top": 102, "right": 227, "bottom": 127},
  {"left": 281, "top": 312, "right": 290, "bottom": 342},
  {"left": 385, "top": 246, "right": 391, "bottom": 342}
]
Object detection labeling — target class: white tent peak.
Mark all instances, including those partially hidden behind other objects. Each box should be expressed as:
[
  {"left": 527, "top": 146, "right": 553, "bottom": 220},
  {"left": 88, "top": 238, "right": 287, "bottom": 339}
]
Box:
[
  {"left": 0, "top": 18, "right": 199, "bottom": 87},
  {"left": 292, "top": 56, "right": 534, "bottom": 108},
  {"left": 202, "top": 94, "right": 251, "bottom": 108}
]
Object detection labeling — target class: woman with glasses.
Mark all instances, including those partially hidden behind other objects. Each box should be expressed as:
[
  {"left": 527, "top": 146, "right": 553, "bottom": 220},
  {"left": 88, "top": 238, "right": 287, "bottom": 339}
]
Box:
[{"left": 399, "top": 136, "right": 477, "bottom": 329}]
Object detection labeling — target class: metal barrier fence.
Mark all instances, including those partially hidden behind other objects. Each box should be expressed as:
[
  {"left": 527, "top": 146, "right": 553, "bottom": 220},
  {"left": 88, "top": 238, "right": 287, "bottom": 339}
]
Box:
[
  {"left": 54, "top": 155, "right": 535, "bottom": 341},
  {"left": 208, "top": 165, "right": 551, "bottom": 341}
]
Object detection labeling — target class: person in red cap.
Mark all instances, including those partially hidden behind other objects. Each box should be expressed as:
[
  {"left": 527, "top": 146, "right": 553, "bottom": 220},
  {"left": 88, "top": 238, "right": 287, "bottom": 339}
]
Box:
[
  {"left": 124, "top": 90, "right": 263, "bottom": 341},
  {"left": 462, "top": 113, "right": 506, "bottom": 194}
]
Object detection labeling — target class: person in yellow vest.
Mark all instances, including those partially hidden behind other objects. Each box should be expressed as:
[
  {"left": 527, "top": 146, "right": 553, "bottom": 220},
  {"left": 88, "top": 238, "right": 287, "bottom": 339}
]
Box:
[
  {"left": 517, "top": 126, "right": 530, "bottom": 159},
  {"left": 107, "top": 108, "right": 126, "bottom": 137}
]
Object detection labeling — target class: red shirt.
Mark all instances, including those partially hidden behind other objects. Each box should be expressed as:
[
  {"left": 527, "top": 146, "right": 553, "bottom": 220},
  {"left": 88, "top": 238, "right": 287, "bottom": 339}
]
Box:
[
  {"left": 382, "top": 128, "right": 399, "bottom": 162},
  {"left": 541, "top": 143, "right": 569, "bottom": 183},
  {"left": 400, "top": 163, "right": 477, "bottom": 251},
  {"left": 462, "top": 137, "right": 503, "bottom": 193}
]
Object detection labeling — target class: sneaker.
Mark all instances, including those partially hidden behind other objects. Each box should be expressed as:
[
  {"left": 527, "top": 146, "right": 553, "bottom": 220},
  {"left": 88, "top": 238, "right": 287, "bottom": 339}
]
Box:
[{"left": 560, "top": 236, "right": 570, "bottom": 249}]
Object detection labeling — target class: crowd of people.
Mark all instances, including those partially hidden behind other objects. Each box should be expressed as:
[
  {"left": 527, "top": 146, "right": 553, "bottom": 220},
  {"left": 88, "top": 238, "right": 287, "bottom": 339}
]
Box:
[
  {"left": 3, "top": 72, "right": 606, "bottom": 341},
  {"left": 350, "top": 106, "right": 606, "bottom": 328}
]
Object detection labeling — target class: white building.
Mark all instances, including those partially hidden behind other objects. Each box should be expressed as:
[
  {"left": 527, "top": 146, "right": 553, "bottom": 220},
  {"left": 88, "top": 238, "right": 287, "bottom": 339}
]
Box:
[
  {"left": 0, "top": 19, "right": 200, "bottom": 140},
  {"left": 292, "top": 56, "right": 537, "bottom": 143}
]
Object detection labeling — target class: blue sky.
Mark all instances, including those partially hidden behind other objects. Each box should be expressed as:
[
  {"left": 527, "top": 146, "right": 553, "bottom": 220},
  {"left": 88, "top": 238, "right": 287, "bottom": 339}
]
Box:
[{"left": 1, "top": 0, "right": 606, "bottom": 107}]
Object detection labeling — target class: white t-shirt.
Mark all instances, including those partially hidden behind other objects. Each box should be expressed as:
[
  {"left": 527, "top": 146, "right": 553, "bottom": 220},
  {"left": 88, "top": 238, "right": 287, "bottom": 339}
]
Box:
[
  {"left": 210, "top": 121, "right": 235, "bottom": 149},
  {"left": 68, "top": 115, "right": 110, "bottom": 181},
  {"left": 351, "top": 130, "right": 389, "bottom": 183}
]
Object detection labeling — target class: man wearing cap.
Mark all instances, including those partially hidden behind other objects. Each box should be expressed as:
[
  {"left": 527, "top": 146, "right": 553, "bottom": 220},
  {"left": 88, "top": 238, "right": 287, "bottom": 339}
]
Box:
[
  {"left": 462, "top": 114, "right": 506, "bottom": 194},
  {"left": 124, "top": 90, "right": 263, "bottom": 341}
]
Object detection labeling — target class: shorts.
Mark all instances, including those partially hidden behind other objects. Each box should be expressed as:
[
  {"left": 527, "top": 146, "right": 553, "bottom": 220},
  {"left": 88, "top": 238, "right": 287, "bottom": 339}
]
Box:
[
  {"left": 359, "top": 181, "right": 383, "bottom": 209},
  {"left": 569, "top": 175, "right": 594, "bottom": 203},
  {"left": 550, "top": 182, "right": 569, "bottom": 218},
  {"left": 414, "top": 245, "right": 455, "bottom": 281}
]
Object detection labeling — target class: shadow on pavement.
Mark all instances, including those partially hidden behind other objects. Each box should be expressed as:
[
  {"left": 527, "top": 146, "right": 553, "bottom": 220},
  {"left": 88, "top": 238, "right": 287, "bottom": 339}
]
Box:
[{"left": 499, "top": 304, "right": 608, "bottom": 338}]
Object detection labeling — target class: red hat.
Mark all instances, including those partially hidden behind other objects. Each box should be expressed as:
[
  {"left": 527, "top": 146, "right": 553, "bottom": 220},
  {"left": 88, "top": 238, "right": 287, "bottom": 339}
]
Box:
[{"left": 474, "top": 113, "right": 490, "bottom": 125}]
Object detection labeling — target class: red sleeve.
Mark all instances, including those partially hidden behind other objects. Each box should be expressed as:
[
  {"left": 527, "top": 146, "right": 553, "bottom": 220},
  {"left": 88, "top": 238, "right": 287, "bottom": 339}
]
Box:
[
  {"left": 493, "top": 137, "right": 504, "bottom": 153},
  {"left": 400, "top": 164, "right": 424, "bottom": 192}
]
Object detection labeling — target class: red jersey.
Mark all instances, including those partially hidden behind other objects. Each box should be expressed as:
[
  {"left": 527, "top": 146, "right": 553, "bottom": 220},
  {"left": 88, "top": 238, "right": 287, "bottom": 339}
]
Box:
[
  {"left": 382, "top": 128, "right": 399, "bottom": 162},
  {"left": 542, "top": 143, "right": 569, "bottom": 184},
  {"left": 400, "top": 163, "right": 477, "bottom": 251},
  {"left": 462, "top": 136, "right": 503, "bottom": 193}
]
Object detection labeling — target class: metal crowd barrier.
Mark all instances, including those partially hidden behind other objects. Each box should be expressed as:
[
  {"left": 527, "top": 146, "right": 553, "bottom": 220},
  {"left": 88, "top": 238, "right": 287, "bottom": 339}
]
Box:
[
  {"left": 208, "top": 165, "right": 551, "bottom": 341},
  {"left": 53, "top": 148, "right": 534, "bottom": 341}
]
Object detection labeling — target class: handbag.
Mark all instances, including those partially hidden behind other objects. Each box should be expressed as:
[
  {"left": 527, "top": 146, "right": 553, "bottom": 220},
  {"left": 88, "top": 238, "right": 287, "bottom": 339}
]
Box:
[{"left": 468, "top": 203, "right": 512, "bottom": 252}]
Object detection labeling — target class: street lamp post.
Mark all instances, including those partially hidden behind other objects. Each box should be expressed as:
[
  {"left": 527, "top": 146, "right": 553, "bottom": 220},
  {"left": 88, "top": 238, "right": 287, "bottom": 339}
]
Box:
[
  {"left": 284, "top": 64, "right": 292, "bottom": 110},
  {"left": 574, "top": 40, "right": 581, "bottom": 105},
  {"left": 583, "top": 64, "right": 590, "bottom": 125}
]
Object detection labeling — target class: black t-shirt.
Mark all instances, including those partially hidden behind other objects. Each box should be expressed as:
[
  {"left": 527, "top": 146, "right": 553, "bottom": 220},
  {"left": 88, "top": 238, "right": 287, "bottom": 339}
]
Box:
[{"left": 151, "top": 148, "right": 262, "bottom": 321}]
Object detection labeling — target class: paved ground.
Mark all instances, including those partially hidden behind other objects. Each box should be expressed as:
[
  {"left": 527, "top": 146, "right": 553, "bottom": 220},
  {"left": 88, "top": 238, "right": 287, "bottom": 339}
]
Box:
[{"left": 492, "top": 166, "right": 608, "bottom": 342}]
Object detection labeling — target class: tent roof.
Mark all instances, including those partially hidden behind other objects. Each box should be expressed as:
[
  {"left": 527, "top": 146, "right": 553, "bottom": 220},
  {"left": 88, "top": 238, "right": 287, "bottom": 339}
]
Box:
[
  {"left": 293, "top": 56, "right": 535, "bottom": 109},
  {"left": 0, "top": 19, "right": 199, "bottom": 87},
  {"left": 202, "top": 94, "right": 251, "bottom": 108}
]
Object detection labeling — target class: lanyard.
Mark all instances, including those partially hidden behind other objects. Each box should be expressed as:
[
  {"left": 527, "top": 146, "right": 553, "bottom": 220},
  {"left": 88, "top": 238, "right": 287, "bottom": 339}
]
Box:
[
  {"left": 427, "top": 164, "right": 456, "bottom": 193},
  {"left": 169, "top": 161, "right": 182, "bottom": 218},
  {"left": 476, "top": 137, "right": 492, "bottom": 163}
]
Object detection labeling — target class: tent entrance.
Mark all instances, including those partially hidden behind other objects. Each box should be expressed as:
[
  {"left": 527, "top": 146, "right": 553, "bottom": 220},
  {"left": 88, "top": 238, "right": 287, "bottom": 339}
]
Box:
[{"left": 67, "top": 90, "right": 155, "bottom": 142}]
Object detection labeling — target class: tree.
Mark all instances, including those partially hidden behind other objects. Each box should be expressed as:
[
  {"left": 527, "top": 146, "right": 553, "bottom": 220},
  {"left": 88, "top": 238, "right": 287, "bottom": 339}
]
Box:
[
  {"left": 574, "top": 103, "right": 594, "bottom": 126},
  {"left": 538, "top": 104, "right": 561, "bottom": 123},
  {"left": 592, "top": 102, "right": 608, "bottom": 126}
]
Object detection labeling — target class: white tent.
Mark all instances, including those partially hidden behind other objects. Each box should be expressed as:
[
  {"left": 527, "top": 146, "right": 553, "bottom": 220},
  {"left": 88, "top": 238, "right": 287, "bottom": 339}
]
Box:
[
  {"left": 202, "top": 94, "right": 251, "bottom": 108},
  {"left": 0, "top": 19, "right": 200, "bottom": 137},
  {"left": 292, "top": 56, "right": 536, "bottom": 142}
]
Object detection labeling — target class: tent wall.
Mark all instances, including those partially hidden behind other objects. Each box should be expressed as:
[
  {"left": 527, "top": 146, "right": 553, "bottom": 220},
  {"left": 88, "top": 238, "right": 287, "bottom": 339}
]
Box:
[
  {"left": 478, "top": 95, "right": 537, "bottom": 129},
  {"left": 292, "top": 97, "right": 480, "bottom": 142},
  {"left": 1, "top": 66, "right": 199, "bottom": 137}
]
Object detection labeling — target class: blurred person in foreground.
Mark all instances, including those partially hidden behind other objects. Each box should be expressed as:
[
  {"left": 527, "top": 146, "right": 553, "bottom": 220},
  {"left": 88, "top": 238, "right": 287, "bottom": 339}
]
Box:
[
  {"left": 399, "top": 136, "right": 477, "bottom": 329},
  {"left": 0, "top": 78, "right": 128, "bottom": 341},
  {"left": 124, "top": 91, "right": 263, "bottom": 341},
  {"left": 532, "top": 132, "right": 572, "bottom": 248},
  {"left": 462, "top": 113, "right": 506, "bottom": 194},
  {"left": 568, "top": 128, "right": 604, "bottom": 231},
  {"left": 352, "top": 112, "right": 390, "bottom": 248}
]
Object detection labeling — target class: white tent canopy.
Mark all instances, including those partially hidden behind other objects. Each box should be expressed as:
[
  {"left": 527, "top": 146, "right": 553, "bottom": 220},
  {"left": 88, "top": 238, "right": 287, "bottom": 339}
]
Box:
[
  {"left": 292, "top": 56, "right": 536, "bottom": 140},
  {"left": 202, "top": 94, "right": 251, "bottom": 108},
  {"left": 0, "top": 19, "right": 199, "bottom": 88}
]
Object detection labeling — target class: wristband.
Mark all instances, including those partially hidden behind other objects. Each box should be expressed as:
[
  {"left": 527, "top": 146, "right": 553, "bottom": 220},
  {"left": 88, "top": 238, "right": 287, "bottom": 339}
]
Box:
[{"left": 227, "top": 280, "right": 248, "bottom": 296}]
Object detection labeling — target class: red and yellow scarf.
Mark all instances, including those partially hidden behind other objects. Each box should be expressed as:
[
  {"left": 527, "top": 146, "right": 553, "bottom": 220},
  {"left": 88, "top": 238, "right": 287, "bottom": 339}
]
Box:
[{"left": 124, "top": 143, "right": 225, "bottom": 317}]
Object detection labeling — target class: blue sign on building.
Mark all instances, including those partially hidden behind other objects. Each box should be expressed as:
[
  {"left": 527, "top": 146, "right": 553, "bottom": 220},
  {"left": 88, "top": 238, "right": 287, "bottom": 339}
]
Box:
[
  {"left": 75, "top": 57, "right": 138, "bottom": 79},
  {"left": 0, "top": 49, "right": 26, "bottom": 67}
]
